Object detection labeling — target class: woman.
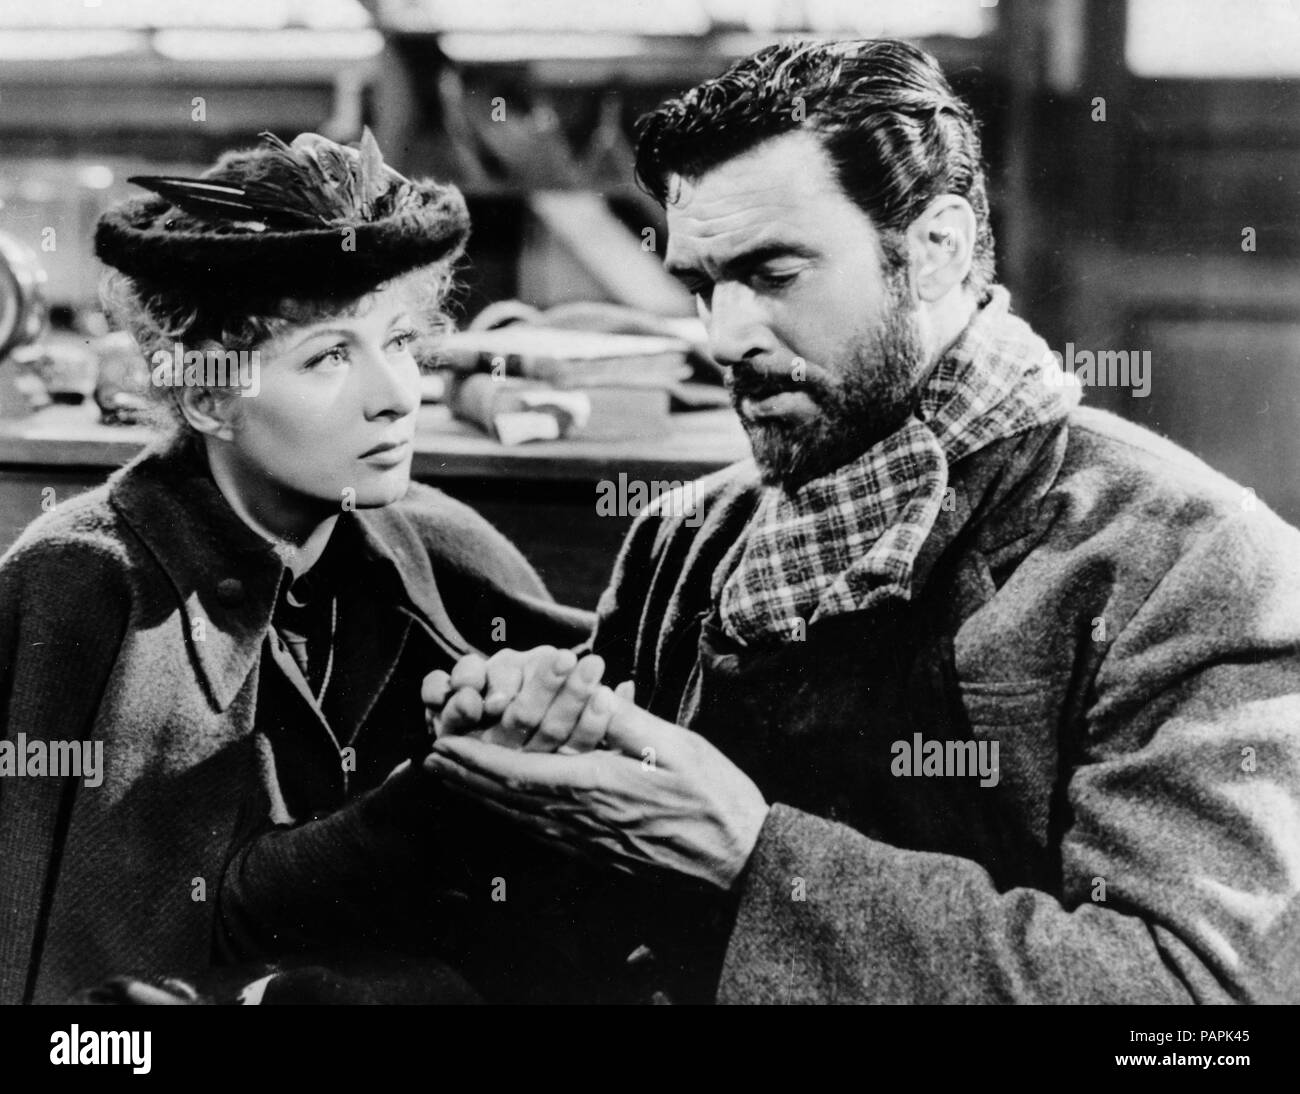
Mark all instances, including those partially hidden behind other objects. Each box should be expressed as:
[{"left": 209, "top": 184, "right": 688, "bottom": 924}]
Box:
[{"left": 0, "top": 131, "right": 601, "bottom": 1003}]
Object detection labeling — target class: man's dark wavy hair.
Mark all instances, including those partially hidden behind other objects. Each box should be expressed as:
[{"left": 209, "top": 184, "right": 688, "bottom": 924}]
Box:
[{"left": 634, "top": 38, "right": 995, "bottom": 293}]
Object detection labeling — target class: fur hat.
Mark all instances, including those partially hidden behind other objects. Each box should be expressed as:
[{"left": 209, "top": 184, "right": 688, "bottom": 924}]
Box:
[{"left": 95, "top": 129, "right": 470, "bottom": 307}]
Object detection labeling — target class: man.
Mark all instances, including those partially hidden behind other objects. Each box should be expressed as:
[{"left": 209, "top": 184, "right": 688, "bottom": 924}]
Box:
[{"left": 424, "top": 39, "right": 1300, "bottom": 1003}]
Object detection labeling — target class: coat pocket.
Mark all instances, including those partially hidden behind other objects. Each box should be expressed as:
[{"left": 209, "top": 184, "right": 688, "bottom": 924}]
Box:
[{"left": 957, "top": 677, "right": 1070, "bottom": 870}]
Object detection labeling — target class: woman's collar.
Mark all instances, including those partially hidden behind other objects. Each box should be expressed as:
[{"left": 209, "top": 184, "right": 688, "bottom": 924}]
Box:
[{"left": 106, "top": 428, "right": 452, "bottom": 709}]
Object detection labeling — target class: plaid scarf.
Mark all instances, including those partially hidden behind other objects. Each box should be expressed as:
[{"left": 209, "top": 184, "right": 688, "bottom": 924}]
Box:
[{"left": 717, "top": 287, "right": 1080, "bottom": 646}]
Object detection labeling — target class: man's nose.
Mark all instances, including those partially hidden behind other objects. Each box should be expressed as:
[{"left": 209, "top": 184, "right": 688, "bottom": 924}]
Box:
[{"left": 705, "top": 282, "right": 773, "bottom": 367}]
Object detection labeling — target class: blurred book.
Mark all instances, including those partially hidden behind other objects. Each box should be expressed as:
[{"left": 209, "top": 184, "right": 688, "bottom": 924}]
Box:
[
  {"left": 435, "top": 326, "right": 691, "bottom": 389},
  {"left": 449, "top": 373, "right": 671, "bottom": 444}
]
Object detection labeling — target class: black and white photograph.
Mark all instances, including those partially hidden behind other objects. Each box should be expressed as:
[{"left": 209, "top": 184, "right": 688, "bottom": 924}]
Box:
[{"left": 0, "top": 0, "right": 1294, "bottom": 1058}]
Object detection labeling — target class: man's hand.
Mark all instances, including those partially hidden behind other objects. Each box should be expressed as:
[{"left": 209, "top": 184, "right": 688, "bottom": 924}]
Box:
[
  {"left": 424, "top": 691, "right": 770, "bottom": 891},
  {"left": 421, "top": 647, "right": 620, "bottom": 753}
]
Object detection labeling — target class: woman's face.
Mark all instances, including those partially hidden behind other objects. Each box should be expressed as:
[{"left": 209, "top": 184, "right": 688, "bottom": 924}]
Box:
[{"left": 223, "top": 280, "right": 424, "bottom": 511}]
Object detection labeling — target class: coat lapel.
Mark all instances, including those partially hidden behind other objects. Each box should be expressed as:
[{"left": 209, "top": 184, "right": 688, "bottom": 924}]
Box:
[
  {"left": 109, "top": 435, "right": 284, "bottom": 713},
  {"left": 108, "top": 432, "right": 475, "bottom": 715},
  {"left": 353, "top": 505, "right": 473, "bottom": 662}
]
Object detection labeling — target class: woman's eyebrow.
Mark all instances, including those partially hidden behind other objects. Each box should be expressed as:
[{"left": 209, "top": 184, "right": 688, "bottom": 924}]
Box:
[
  {"left": 281, "top": 327, "right": 356, "bottom": 354},
  {"left": 277, "top": 312, "right": 412, "bottom": 355}
]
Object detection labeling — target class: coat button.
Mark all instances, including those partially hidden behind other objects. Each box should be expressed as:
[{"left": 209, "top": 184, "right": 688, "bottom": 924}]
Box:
[{"left": 216, "top": 578, "right": 245, "bottom": 606}]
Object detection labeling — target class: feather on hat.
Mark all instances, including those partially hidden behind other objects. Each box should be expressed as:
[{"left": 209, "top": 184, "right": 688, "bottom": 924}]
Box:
[{"left": 95, "top": 129, "right": 470, "bottom": 306}]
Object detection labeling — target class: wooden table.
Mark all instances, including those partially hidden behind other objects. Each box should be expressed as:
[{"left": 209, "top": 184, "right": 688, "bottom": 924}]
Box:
[{"left": 0, "top": 402, "right": 749, "bottom": 609}]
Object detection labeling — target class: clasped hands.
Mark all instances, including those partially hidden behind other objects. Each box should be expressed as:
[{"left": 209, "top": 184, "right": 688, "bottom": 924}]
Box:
[{"left": 418, "top": 647, "right": 768, "bottom": 891}]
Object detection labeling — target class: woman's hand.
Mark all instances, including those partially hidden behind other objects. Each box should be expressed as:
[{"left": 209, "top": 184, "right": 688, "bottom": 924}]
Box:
[{"left": 421, "top": 647, "right": 625, "bottom": 753}]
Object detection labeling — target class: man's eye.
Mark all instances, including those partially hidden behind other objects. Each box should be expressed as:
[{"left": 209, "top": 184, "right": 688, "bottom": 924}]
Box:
[
  {"left": 752, "top": 268, "right": 800, "bottom": 291},
  {"left": 305, "top": 344, "right": 348, "bottom": 370}
]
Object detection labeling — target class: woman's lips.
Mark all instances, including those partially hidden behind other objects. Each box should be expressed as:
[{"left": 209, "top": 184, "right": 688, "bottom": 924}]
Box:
[{"left": 359, "top": 438, "right": 412, "bottom": 465}]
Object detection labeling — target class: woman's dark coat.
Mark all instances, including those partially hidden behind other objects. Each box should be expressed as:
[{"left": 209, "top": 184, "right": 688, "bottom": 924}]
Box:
[{"left": 0, "top": 435, "right": 591, "bottom": 1003}]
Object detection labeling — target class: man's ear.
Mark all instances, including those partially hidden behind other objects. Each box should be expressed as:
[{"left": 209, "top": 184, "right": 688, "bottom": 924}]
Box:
[
  {"left": 176, "top": 382, "right": 239, "bottom": 441},
  {"left": 906, "top": 195, "right": 977, "bottom": 303}
]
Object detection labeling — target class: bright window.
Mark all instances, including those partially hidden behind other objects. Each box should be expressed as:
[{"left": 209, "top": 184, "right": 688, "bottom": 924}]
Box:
[{"left": 1127, "top": 0, "right": 1300, "bottom": 77}]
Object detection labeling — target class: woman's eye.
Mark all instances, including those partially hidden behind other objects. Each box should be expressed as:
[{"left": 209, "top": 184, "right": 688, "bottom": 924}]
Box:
[
  {"left": 387, "top": 328, "right": 418, "bottom": 352},
  {"left": 305, "top": 344, "right": 349, "bottom": 370}
]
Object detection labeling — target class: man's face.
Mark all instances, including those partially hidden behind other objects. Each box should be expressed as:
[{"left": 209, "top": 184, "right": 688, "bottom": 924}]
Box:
[{"left": 664, "top": 130, "right": 929, "bottom": 490}]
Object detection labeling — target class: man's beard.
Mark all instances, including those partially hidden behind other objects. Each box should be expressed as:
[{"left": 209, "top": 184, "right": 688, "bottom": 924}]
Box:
[{"left": 727, "top": 276, "right": 929, "bottom": 493}]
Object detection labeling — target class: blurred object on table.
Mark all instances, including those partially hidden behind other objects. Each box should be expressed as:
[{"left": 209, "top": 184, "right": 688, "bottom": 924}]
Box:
[
  {"left": 438, "top": 311, "right": 695, "bottom": 444},
  {"left": 91, "top": 331, "right": 152, "bottom": 426},
  {"left": 467, "top": 298, "right": 721, "bottom": 382},
  {"left": 0, "top": 232, "right": 47, "bottom": 357},
  {"left": 0, "top": 230, "right": 49, "bottom": 419},
  {"left": 418, "top": 370, "right": 448, "bottom": 404},
  {"left": 12, "top": 333, "right": 97, "bottom": 405},
  {"left": 439, "top": 325, "right": 690, "bottom": 388},
  {"left": 449, "top": 374, "right": 595, "bottom": 444}
]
